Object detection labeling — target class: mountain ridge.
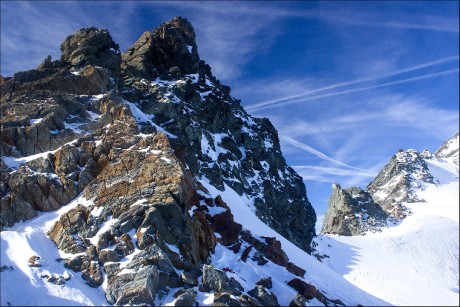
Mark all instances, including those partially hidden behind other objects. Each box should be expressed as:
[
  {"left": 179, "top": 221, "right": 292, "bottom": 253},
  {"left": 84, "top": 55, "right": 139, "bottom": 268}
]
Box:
[{"left": 1, "top": 16, "right": 326, "bottom": 306}]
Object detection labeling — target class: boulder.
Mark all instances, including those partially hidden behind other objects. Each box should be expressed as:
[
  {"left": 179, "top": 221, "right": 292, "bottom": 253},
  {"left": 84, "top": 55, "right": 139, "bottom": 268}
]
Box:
[
  {"left": 247, "top": 285, "right": 279, "bottom": 306},
  {"left": 322, "top": 184, "right": 388, "bottom": 236},
  {"left": 201, "top": 264, "right": 243, "bottom": 296},
  {"left": 106, "top": 266, "right": 159, "bottom": 305},
  {"left": 81, "top": 261, "right": 103, "bottom": 288}
]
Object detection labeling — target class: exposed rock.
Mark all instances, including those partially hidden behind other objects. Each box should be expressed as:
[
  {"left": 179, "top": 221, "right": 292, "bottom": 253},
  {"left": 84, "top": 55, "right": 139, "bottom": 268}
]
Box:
[
  {"left": 210, "top": 196, "right": 242, "bottom": 245},
  {"left": 289, "top": 294, "right": 308, "bottom": 307},
  {"left": 435, "top": 132, "right": 459, "bottom": 165},
  {"left": 47, "top": 205, "right": 91, "bottom": 254},
  {"left": 106, "top": 266, "right": 159, "bottom": 305},
  {"left": 60, "top": 27, "right": 121, "bottom": 74},
  {"left": 286, "top": 262, "right": 306, "bottom": 278},
  {"left": 366, "top": 149, "right": 433, "bottom": 218},
  {"left": 173, "top": 288, "right": 197, "bottom": 306},
  {"left": 97, "top": 249, "right": 120, "bottom": 265},
  {"left": 28, "top": 255, "right": 42, "bottom": 267},
  {"left": 103, "top": 262, "right": 120, "bottom": 280},
  {"left": 260, "top": 237, "right": 289, "bottom": 267},
  {"left": 212, "top": 292, "right": 246, "bottom": 306},
  {"left": 322, "top": 184, "right": 388, "bottom": 236},
  {"left": 181, "top": 271, "right": 199, "bottom": 287},
  {"left": 256, "top": 277, "right": 272, "bottom": 289},
  {"left": 240, "top": 245, "right": 252, "bottom": 262},
  {"left": 247, "top": 285, "right": 279, "bottom": 306},
  {"left": 120, "top": 16, "right": 316, "bottom": 253},
  {"left": 201, "top": 264, "right": 244, "bottom": 296},
  {"left": 287, "top": 278, "right": 345, "bottom": 306},
  {"left": 81, "top": 260, "right": 103, "bottom": 288},
  {"left": 0, "top": 16, "right": 328, "bottom": 305}
]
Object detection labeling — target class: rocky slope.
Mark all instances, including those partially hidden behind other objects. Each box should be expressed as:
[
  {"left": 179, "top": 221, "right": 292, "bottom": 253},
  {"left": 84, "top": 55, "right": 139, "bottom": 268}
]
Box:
[
  {"left": 1, "top": 17, "right": 326, "bottom": 306},
  {"left": 322, "top": 133, "right": 459, "bottom": 235}
]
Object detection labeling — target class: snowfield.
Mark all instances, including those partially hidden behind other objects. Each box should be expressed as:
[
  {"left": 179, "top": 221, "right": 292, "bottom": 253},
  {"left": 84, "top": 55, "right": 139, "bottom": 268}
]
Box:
[{"left": 315, "top": 156, "right": 459, "bottom": 306}]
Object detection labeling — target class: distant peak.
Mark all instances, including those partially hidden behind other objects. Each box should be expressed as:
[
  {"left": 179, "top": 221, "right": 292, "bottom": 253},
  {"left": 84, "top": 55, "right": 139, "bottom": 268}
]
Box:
[{"left": 434, "top": 132, "right": 459, "bottom": 164}]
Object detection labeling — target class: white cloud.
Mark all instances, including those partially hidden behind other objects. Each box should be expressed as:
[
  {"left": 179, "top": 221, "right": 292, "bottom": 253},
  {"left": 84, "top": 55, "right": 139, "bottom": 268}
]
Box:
[
  {"left": 245, "top": 57, "right": 459, "bottom": 111},
  {"left": 319, "top": 9, "right": 459, "bottom": 33}
]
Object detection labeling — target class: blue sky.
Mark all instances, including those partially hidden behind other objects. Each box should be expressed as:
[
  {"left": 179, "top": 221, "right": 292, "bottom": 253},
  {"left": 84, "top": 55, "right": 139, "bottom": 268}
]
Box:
[{"left": 1, "top": 1, "right": 459, "bottom": 222}]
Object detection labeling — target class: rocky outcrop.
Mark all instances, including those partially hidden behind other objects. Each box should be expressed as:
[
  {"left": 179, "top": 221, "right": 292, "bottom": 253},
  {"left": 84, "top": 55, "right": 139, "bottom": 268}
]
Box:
[
  {"left": 366, "top": 149, "right": 433, "bottom": 218},
  {"left": 122, "top": 16, "right": 199, "bottom": 80},
  {"left": 322, "top": 184, "right": 388, "bottom": 236},
  {"left": 435, "top": 132, "right": 459, "bottom": 165},
  {"left": 120, "top": 17, "right": 316, "bottom": 253},
  {"left": 60, "top": 27, "right": 121, "bottom": 74}
]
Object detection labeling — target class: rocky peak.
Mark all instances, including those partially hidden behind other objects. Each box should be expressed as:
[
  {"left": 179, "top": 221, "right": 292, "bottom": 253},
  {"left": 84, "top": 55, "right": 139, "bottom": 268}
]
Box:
[
  {"left": 366, "top": 148, "right": 433, "bottom": 212},
  {"left": 435, "top": 132, "right": 459, "bottom": 164},
  {"left": 321, "top": 184, "right": 387, "bottom": 236},
  {"left": 60, "top": 27, "right": 121, "bottom": 73},
  {"left": 122, "top": 16, "right": 200, "bottom": 80},
  {"left": 0, "top": 18, "right": 330, "bottom": 306}
]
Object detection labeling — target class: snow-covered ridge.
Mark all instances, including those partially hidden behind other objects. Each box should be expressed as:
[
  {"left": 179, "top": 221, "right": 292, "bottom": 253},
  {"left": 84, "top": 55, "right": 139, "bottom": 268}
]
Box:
[{"left": 435, "top": 132, "right": 459, "bottom": 164}]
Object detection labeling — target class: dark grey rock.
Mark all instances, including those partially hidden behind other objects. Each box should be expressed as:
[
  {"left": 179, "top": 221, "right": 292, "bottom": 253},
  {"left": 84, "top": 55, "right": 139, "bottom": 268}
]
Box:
[
  {"left": 106, "top": 266, "right": 159, "bottom": 305},
  {"left": 322, "top": 184, "right": 388, "bottom": 236},
  {"left": 173, "top": 288, "right": 197, "bottom": 306},
  {"left": 247, "top": 285, "right": 279, "bottom": 306},
  {"left": 201, "top": 264, "right": 243, "bottom": 296},
  {"left": 289, "top": 294, "right": 308, "bottom": 307},
  {"left": 212, "top": 292, "right": 245, "bottom": 306},
  {"left": 60, "top": 27, "right": 121, "bottom": 74}
]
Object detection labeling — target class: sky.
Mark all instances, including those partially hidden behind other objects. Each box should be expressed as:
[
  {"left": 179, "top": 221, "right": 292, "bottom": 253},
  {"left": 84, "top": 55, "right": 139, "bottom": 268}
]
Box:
[{"left": 1, "top": 1, "right": 459, "bottom": 221}]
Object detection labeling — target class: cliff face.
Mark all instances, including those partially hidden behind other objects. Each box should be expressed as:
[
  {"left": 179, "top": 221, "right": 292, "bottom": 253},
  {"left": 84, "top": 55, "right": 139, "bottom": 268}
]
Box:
[
  {"left": 0, "top": 16, "right": 325, "bottom": 306},
  {"left": 321, "top": 184, "right": 387, "bottom": 236}
]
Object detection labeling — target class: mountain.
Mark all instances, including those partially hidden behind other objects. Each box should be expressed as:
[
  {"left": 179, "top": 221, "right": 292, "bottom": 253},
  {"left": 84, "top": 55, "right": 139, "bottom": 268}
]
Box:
[
  {"left": 322, "top": 133, "right": 459, "bottom": 235},
  {"left": 0, "top": 17, "right": 367, "bottom": 307},
  {"left": 317, "top": 134, "right": 459, "bottom": 305}
]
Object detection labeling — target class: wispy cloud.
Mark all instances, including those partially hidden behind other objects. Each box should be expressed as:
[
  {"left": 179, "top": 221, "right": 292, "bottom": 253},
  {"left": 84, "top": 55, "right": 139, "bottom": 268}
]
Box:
[
  {"left": 245, "top": 57, "right": 459, "bottom": 111},
  {"left": 320, "top": 9, "right": 459, "bottom": 33},
  {"left": 282, "top": 136, "right": 376, "bottom": 175},
  {"left": 293, "top": 165, "right": 376, "bottom": 178}
]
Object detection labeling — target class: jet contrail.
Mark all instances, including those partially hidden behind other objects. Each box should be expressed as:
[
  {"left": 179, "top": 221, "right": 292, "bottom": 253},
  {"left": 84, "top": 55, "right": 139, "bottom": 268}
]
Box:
[
  {"left": 283, "top": 136, "right": 376, "bottom": 175},
  {"left": 246, "top": 56, "right": 459, "bottom": 111},
  {"left": 248, "top": 68, "right": 459, "bottom": 111}
]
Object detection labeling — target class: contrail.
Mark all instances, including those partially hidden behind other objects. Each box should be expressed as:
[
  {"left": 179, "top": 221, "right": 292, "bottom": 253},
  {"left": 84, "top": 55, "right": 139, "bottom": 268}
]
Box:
[
  {"left": 283, "top": 136, "right": 376, "bottom": 175},
  {"left": 246, "top": 56, "right": 459, "bottom": 111},
  {"left": 248, "top": 68, "right": 459, "bottom": 111}
]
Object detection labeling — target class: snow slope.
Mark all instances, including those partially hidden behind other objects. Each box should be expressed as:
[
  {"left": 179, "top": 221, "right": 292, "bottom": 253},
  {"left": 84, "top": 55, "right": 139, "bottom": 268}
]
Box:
[
  {"left": 314, "top": 157, "right": 459, "bottom": 306},
  {"left": 0, "top": 196, "right": 108, "bottom": 306},
  {"left": 198, "top": 179, "right": 389, "bottom": 306}
]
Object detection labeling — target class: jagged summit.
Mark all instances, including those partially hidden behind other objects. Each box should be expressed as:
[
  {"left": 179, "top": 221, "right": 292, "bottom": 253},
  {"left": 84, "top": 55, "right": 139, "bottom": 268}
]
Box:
[
  {"left": 122, "top": 16, "right": 201, "bottom": 80},
  {"left": 0, "top": 17, "right": 323, "bottom": 306},
  {"left": 366, "top": 148, "right": 434, "bottom": 213}
]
